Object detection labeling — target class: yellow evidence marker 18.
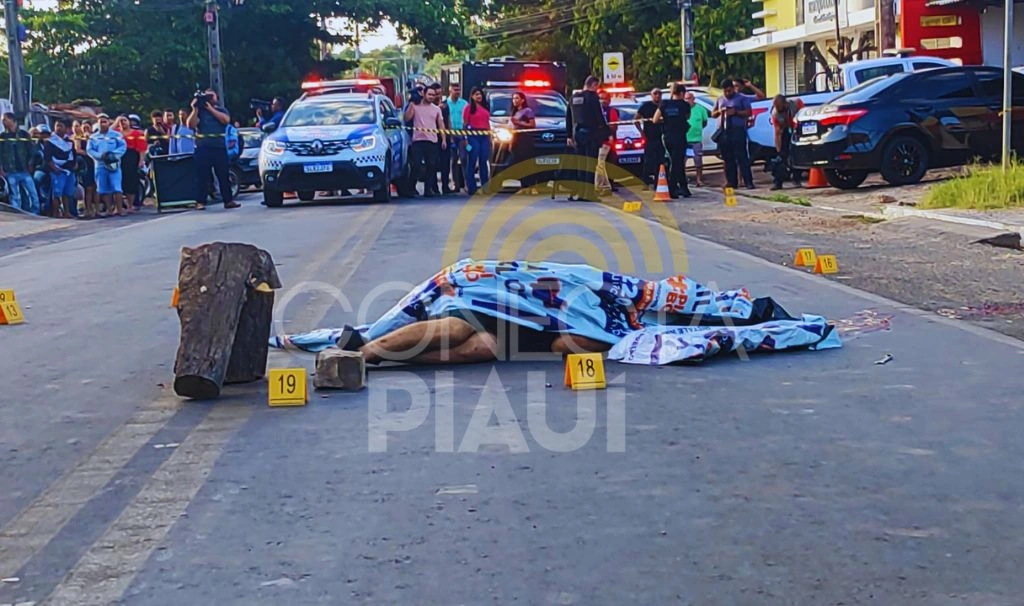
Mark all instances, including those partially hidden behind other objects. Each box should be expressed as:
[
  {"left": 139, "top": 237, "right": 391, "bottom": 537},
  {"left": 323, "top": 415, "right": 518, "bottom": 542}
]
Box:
[
  {"left": 268, "top": 368, "right": 308, "bottom": 406},
  {"left": 0, "top": 301, "right": 24, "bottom": 325},
  {"left": 564, "top": 352, "right": 607, "bottom": 391},
  {"left": 814, "top": 254, "right": 839, "bottom": 274},
  {"left": 793, "top": 248, "right": 817, "bottom": 267}
]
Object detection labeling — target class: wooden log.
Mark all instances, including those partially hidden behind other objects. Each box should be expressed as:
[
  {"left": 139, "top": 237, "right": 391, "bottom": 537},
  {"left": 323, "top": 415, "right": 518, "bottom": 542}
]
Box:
[
  {"left": 314, "top": 348, "right": 367, "bottom": 391},
  {"left": 173, "top": 242, "right": 281, "bottom": 400}
]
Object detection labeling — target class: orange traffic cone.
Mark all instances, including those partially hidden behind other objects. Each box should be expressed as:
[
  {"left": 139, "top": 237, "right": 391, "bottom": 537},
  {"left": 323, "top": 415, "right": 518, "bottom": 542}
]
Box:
[
  {"left": 805, "top": 167, "right": 828, "bottom": 189},
  {"left": 653, "top": 165, "right": 672, "bottom": 201}
]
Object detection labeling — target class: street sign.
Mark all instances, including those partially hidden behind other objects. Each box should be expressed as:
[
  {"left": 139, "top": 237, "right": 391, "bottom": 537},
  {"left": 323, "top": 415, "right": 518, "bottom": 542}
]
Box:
[{"left": 603, "top": 52, "right": 625, "bottom": 84}]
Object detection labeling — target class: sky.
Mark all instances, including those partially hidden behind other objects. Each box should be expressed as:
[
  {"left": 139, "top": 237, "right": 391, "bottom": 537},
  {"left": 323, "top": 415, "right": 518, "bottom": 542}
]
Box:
[{"left": 25, "top": 0, "right": 403, "bottom": 52}]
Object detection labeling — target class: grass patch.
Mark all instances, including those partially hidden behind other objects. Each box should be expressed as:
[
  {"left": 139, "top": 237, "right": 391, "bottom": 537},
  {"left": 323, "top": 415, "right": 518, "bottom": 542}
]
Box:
[
  {"left": 922, "top": 162, "right": 1024, "bottom": 210},
  {"left": 765, "top": 193, "right": 812, "bottom": 207}
]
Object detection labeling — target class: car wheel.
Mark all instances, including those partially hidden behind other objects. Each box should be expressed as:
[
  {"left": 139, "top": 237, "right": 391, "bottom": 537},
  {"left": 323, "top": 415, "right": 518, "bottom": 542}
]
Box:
[
  {"left": 880, "top": 135, "right": 928, "bottom": 186},
  {"left": 823, "top": 169, "right": 869, "bottom": 190},
  {"left": 297, "top": 190, "right": 316, "bottom": 202},
  {"left": 264, "top": 189, "right": 284, "bottom": 208},
  {"left": 374, "top": 159, "right": 392, "bottom": 202}
]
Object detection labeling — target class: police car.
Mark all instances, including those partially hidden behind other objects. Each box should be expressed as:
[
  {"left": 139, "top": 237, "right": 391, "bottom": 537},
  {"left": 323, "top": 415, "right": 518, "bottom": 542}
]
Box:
[{"left": 259, "top": 81, "right": 409, "bottom": 206}]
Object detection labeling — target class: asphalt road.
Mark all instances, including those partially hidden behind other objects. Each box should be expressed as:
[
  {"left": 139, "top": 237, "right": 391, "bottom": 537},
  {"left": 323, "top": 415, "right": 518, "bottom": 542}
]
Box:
[{"left": 2, "top": 190, "right": 1023, "bottom": 605}]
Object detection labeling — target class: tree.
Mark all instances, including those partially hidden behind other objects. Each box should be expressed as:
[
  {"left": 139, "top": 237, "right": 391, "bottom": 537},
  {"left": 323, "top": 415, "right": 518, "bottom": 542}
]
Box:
[{"left": 17, "top": 0, "right": 482, "bottom": 119}]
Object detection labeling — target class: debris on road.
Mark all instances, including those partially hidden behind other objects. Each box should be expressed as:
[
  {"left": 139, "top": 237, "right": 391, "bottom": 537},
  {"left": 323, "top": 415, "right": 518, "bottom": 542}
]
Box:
[
  {"left": 314, "top": 348, "right": 366, "bottom": 391},
  {"left": 1, "top": 577, "right": 20, "bottom": 583},
  {"left": 974, "top": 232, "right": 1022, "bottom": 250},
  {"left": 436, "top": 484, "right": 478, "bottom": 496},
  {"left": 260, "top": 577, "right": 296, "bottom": 588},
  {"left": 875, "top": 353, "right": 894, "bottom": 365},
  {"left": 153, "top": 442, "right": 180, "bottom": 449}
]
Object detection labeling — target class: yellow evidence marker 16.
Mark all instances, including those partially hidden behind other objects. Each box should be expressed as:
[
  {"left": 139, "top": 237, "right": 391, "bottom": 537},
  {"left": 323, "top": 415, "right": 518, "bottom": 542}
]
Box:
[
  {"left": 814, "top": 254, "right": 839, "bottom": 274},
  {"left": 268, "top": 368, "right": 308, "bottom": 406},
  {"left": 564, "top": 353, "right": 607, "bottom": 391}
]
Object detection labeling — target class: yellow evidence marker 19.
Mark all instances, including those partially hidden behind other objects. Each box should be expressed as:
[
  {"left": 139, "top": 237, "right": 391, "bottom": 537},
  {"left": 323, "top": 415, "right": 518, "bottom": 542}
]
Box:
[
  {"left": 268, "top": 368, "right": 308, "bottom": 406},
  {"left": 814, "top": 254, "right": 839, "bottom": 274},
  {"left": 564, "top": 352, "right": 607, "bottom": 391},
  {"left": 0, "top": 301, "right": 24, "bottom": 325},
  {"left": 793, "top": 248, "right": 817, "bottom": 267}
]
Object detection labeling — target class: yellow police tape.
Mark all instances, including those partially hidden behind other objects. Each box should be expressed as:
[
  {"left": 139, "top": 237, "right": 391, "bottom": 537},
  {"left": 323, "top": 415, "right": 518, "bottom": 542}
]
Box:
[{"left": 8, "top": 119, "right": 654, "bottom": 143}]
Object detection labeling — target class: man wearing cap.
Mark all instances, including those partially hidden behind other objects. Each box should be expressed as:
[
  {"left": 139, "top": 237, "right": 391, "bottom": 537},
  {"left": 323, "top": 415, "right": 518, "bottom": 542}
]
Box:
[{"left": 86, "top": 114, "right": 127, "bottom": 217}]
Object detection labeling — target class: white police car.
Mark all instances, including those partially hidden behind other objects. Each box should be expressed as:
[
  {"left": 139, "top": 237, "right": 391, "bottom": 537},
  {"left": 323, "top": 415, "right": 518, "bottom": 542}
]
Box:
[{"left": 259, "top": 87, "right": 409, "bottom": 206}]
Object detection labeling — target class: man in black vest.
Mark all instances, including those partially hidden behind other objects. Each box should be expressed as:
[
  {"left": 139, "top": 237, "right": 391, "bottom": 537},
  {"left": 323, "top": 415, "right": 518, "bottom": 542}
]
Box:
[
  {"left": 653, "top": 83, "right": 692, "bottom": 199},
  {"left": 565, "top": 75, "right": 608, "bottom": 202}
]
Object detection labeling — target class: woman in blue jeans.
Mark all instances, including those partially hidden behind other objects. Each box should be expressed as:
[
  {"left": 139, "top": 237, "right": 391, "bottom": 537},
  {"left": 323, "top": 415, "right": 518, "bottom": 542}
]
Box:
[{"left": 462, "top": 87, "right": 492, "bottom": 195}]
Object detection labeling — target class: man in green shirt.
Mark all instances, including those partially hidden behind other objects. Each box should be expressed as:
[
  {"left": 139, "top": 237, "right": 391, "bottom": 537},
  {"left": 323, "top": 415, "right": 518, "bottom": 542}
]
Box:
[{"left": 683, "top": 92, "right": 709, "bottom": 187}]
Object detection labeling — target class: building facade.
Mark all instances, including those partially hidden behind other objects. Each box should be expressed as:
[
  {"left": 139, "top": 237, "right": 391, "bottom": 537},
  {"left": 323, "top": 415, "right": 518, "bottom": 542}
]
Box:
[{"left": 724, "top": 0, "right": 1002, "bottom": 96}]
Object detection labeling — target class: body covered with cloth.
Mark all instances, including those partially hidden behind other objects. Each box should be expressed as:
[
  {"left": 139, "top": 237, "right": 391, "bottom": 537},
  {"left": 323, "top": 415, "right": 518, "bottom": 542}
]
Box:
[{"left": 269, "top": 259, "right": 841, "bottom": 365}]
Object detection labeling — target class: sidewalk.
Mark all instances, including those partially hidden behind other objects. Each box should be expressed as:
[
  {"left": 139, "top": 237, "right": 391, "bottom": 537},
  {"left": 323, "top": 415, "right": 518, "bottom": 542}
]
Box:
[
  {"left": 699, "top": 165, "right": 1024, "bottom": 235},
  {"left": 0, "top": 208, "right": 75, "bottom": 241}
]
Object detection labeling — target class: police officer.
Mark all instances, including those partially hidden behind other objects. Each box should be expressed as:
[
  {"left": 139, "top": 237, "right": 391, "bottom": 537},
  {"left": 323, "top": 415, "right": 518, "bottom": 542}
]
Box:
[
  {"left": 653, "top": 83, "right": 692, "bottom": 199},
  {"left": 636, "top": 88, "right": 664, "bottom": 190},
  {"left": 565, "top": 75, "right": 608, "bottom": 202}
]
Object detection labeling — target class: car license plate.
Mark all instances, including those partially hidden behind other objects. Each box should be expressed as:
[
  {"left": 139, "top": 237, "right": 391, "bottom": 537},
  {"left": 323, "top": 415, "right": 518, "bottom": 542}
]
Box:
[
  {"left": 801, "top": 122, "right": 818, "bottom": 136},
  {"left": 618, "top": 156, "right": 641, "bottom": 164},
  {"left": 303, "top": 163, "right": 333, "bottom": 174},
  {"left": 535, "top": 157, "right": 560, "bottom": 166}
]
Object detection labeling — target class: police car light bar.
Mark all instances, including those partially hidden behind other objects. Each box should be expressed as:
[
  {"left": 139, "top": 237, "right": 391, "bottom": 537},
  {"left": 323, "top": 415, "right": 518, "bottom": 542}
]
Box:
[
  {"left": 522, "top": 79, "right": 552, "bottom": 88},
  {"left": 603, "top": 85, "right": 635, "bottom": 94},
  {"left": 302, "top": 78, "right": 382, "bottom": 90}
]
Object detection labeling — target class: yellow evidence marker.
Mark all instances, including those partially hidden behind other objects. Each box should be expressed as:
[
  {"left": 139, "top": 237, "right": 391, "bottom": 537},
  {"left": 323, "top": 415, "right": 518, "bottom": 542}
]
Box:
[
  {"left": 622, "top": 201, "right": 642, "bottom": 213},
  {"left": 268, "top": 368, "right": 308, "bottom": 406},
  {"left": 564, "top": 353, "right": 607, "bottom": 391},
  {"left": 170, "top": 286, "right": 180, "bottom": 308},
  {"left": 793, "top": 248, "right": 817, "bottom": 267},
  {"left": 723, "top": 186, "right": 737, "bottom": 207},
  {"left": 814, "top": 254, "right": 839, "bottom": 274},
  {"left": 0, "top": 301, "right": 24, "bottom": 325}
]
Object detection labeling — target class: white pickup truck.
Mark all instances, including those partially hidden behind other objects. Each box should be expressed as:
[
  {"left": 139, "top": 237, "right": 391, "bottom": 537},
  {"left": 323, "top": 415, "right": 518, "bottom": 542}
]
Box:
[{"left": 746, "top": 53, "right": 957, "bottom": 161}]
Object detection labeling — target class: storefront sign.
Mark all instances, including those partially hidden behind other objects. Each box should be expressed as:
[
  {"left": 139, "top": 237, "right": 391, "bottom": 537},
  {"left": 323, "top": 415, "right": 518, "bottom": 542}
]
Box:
[
  {"left": 921, "top": 15, "right": 960, "bottom": 27},
  {"left": 901, "top": 0, "right": 981, "bottom": 65},
  {"left": 805, "top": 0, "right": 848, "bottom": 35}
]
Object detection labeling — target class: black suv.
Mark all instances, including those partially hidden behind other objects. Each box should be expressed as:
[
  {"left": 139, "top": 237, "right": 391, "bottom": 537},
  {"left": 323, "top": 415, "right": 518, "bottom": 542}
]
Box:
[{"left": 791, "top": 66, "right": 1024, "bottom": 189}]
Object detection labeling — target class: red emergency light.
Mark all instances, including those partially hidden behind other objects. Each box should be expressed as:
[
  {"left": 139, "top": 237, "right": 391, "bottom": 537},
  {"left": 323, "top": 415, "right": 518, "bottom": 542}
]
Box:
[
  {"left": 522, "top": 79, "right": 552, "bottom": 88},
  {"left": 614, "top": 137, "right": 646, "bottom": 151}
]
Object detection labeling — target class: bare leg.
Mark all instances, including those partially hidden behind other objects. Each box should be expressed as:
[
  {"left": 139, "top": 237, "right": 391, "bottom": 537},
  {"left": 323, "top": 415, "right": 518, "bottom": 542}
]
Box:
[
  {"left": 359, "top": 317, "right": 477, "bottom": 364},
  {"left": 551, "top": 334, "right": 613, "bottom": 355},
  {"left": 407, "top": 332, "right": 498, "bottom": 365}
]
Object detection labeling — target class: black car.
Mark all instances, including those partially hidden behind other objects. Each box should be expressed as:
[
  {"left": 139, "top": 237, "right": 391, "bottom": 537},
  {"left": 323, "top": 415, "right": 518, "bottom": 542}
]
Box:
[
  {"left": 231, "top": 127, "right": 264, "bottom": 197},
  {"left": 790, "top": 66, "right": 1024, "bottom": 189}
]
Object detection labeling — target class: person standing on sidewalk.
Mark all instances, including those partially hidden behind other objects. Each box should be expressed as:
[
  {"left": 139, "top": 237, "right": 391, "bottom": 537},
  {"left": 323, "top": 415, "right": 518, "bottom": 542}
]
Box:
[
  {"left": 187, "top": 89, "right": 238, "bottom": 210},
  {"left": 565, "top": 76, "right": 607, "bottom": 202},
  {"left": 86, "top": 114, "right": 127, "bottom": 217},
  {"left": 0, "top": 112, "right": 41, "bottom": 215},
  {"left": 712, "top": 79, "right": 755, "bottom": 190},
  {"left": 684, "top": 91, "right": 708, "bottom": 187},
  {"left": 404, "top": 85, "right": 447, "bottom": 197},
  {"left": 652, "top": 83, "right": 692, "bottom": 199},
  {"left": 444, "top": 83, "right": 468, "bottom": 193},
  {"left": 462, "top": 87, "right": 491, "bottom": 196},
  {"left": 770, "top": 94, "right": 803, "bottom": 190},
  {"left": 636, "top": 88, "right": 664, "bottom": 190},
  {"left": 430, "top": 83, "right": 453, "bottom": 194},
  {"left": 44, "top": 120, "right": 78, "bottom": 218}
]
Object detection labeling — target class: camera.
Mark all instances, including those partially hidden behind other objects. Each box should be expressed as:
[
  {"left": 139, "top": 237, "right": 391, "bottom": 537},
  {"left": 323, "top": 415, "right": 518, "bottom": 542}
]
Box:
[
  {"left": 250, "top": 98, "right": 272, "bottom": 115},
  {"left": 194, "top": 88, "right": 213, "bottom": 108},
  {"left": 409, "top": 87, "right": 423, "bottom": 104}
]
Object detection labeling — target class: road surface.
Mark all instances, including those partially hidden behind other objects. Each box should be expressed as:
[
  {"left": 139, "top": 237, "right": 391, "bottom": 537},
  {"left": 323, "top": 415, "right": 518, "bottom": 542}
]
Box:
[{"left": 1, "top": 191, "right": 1023, "bottom": 605}]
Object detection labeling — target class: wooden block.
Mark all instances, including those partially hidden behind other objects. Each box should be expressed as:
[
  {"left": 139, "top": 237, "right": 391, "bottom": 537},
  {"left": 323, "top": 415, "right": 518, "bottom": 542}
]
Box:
[{"left": 314, "top": 348, "right": 367, "bottom": 391}]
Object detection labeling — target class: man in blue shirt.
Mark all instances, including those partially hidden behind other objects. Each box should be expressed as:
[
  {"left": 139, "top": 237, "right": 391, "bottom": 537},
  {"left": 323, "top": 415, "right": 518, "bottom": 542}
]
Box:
[
  {"left": 712, "top": 79, "right": 755, "bottom": 190},
  {"left": 86, "top": 114, "right": 127, "bottom": 216},
  {"left": 256, "top": 97, "right": 286, "bottom": 130},
  {"left": 444, "top": 83, "right": 469, "bottom": 192},
  {"left": 187, "top": 88, "right": 238, "bottom": 210}
]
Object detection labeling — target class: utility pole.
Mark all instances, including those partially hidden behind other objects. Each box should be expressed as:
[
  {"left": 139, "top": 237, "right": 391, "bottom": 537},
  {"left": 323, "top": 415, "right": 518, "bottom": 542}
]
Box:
[
  {"left": 4, "top": 0, "right": 28, "bottom": 119},
  {"left": 205, "top": 0, "right": 226, "bottom": 105},
  {"left": 1002, "top": 0, "right": 1013, "bottom": 169},
  {"left": 678, "top": 0, "right": 695, "bottom": 82},
  {"left": 876, "top": 0, "right": 896, "bottom": 54}
]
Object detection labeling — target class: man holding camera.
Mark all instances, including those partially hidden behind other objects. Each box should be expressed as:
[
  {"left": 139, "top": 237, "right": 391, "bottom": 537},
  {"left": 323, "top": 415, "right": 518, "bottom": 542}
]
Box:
[{"left": 187, "top": 88, "right": 238, "bottom": 210}]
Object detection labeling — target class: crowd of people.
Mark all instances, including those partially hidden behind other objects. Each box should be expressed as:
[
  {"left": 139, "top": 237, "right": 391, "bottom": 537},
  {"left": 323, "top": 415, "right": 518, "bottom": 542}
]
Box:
[{"left": 0, "top": 87, "right": 242, "bottom": 219}]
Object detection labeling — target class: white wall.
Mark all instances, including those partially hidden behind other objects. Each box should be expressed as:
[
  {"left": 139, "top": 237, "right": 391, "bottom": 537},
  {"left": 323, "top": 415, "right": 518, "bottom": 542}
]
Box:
[{"left": 981, "top": 4, "right": 1024, "bottom": 67}]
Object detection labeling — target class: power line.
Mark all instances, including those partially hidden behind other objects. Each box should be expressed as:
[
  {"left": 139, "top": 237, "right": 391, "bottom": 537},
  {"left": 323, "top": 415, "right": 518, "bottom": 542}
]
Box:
[{"left": 478, "top": 0, "right": 668, "bottom": 42}]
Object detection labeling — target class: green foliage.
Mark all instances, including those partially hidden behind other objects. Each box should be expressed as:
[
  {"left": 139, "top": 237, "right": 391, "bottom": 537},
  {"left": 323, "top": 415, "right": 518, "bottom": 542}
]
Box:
[
  {"left": 16, "top": 0, "right": 479, "bottom": 120},
  {"left": 478, "top": 0, "right": 765, "bottom": 92},
  {"left": 923, "top": 162, "right": 1024, "bottom": 210}
]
